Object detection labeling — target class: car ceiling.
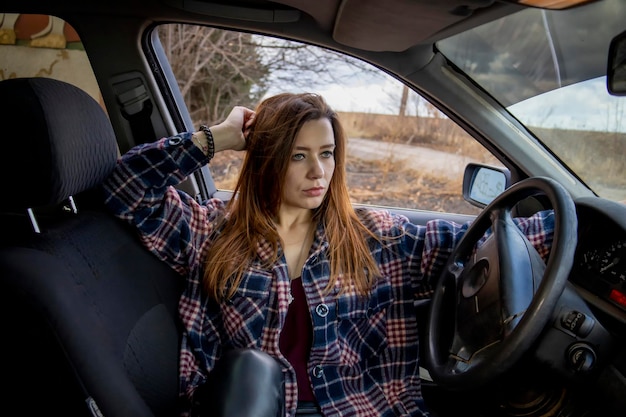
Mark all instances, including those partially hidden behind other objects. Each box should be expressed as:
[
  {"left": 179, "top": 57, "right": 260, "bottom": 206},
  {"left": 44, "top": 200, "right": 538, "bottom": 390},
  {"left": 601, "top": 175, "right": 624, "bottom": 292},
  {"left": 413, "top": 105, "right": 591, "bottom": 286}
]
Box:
[{"left": 8, "top": 0, "right": 525, "bottom": 53}]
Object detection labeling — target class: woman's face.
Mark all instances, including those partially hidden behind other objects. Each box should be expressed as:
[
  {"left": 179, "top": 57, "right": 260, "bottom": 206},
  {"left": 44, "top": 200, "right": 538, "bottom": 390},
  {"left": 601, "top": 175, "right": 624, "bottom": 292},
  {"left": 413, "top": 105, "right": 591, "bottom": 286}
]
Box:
[{"left": 280, "top": 118, "right": 336, "bottom": 213}]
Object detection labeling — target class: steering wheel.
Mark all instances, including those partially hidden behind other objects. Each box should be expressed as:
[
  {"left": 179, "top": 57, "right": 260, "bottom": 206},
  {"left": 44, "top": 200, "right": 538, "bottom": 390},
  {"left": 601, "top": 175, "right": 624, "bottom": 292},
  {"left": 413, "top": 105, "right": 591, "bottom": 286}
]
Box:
[{"left": 425, "top": 176, "right": 578, "bottom": 390}]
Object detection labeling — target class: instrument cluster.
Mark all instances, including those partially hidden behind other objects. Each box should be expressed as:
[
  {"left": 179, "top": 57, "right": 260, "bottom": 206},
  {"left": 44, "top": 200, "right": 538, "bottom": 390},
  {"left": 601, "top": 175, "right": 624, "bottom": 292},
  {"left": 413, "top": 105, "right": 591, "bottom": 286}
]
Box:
[{"left": 571, "top": 233, "right": 626, "bottom": 315}]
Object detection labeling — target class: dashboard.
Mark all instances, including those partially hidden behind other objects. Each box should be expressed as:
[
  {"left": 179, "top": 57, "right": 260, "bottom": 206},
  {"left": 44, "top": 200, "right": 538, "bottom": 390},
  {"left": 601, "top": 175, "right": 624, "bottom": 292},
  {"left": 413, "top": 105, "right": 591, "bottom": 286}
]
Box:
[{"left": 569, "top": 197, "right": 626, "bottom": 326}]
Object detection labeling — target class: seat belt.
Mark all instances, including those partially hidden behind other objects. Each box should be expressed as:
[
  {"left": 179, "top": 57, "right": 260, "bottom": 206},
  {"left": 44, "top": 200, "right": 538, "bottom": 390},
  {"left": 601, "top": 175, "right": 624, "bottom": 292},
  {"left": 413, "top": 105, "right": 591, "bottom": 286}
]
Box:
[{"left": 115, "top": 81, "right": 156, "bottom": 142}]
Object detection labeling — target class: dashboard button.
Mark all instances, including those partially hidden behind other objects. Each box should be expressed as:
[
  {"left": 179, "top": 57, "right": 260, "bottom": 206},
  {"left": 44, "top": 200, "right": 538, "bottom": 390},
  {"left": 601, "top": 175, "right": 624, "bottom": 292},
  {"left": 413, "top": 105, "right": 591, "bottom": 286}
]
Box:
[{"left": 560, "top": 310, "right": 594, "bottom": 337}]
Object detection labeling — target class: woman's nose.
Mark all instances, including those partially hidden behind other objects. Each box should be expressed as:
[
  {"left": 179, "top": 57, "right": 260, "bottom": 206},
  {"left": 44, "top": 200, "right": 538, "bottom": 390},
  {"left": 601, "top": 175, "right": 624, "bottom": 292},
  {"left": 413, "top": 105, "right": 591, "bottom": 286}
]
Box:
[{"left": 308, "top": 157, "right": 324, "bottom": 178}]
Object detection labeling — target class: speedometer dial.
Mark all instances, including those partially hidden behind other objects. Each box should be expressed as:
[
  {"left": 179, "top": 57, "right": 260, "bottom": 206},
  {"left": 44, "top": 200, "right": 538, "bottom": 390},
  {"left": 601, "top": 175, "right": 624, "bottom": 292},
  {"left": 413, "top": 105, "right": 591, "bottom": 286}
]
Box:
[
  {"left": 576, "top": 239, "right": 626, "bottom": 311},
  {"left": 597, "top": 241, "right": 625, "bottom": 283}
]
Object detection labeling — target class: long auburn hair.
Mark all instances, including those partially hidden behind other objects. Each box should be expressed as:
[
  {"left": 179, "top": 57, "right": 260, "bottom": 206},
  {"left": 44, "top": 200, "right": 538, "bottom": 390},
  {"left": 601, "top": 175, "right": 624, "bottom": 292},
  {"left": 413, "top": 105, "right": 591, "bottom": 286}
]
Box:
[{"left": 203, "top": 92, "right": 381, "bottom": 300}]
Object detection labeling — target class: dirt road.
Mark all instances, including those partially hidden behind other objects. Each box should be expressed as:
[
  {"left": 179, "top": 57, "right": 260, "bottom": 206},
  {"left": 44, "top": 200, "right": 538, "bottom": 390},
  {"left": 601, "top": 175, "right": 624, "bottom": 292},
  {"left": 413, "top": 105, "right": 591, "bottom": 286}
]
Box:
[{"left": 347, "top": 137, "right": 476, "bottom": 179}]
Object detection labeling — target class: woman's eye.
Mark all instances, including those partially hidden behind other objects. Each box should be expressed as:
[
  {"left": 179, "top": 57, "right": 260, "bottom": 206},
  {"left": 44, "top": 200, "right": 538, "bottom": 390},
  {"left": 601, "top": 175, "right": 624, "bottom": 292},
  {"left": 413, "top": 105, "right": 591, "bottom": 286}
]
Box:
[
  {"left": 321, "top": 150, "right": 334, "bottom": 158},
  {"left": 292, "top": 153, "right": 305, "bottom": 161}
]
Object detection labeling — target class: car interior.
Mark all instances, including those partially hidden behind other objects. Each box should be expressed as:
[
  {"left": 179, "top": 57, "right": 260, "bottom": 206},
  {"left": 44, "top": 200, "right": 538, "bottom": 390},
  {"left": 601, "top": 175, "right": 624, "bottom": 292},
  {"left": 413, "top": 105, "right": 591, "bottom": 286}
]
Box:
[
  {"left": 0, "top": 77, "right": 184, "bottom": 417},
  {"left": 0, "top": 1, "right": 625, "bottom": 417},
  {"left": 0, "top": 74, "right": 476, "bottom": 417}
]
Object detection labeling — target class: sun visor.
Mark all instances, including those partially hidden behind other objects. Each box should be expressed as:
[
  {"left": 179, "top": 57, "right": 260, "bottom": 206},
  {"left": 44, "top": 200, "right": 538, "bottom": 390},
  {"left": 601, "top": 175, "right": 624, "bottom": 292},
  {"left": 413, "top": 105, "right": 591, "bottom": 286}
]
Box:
[{"left": 333, "top": 0, "right": 495, "bottom": 52}]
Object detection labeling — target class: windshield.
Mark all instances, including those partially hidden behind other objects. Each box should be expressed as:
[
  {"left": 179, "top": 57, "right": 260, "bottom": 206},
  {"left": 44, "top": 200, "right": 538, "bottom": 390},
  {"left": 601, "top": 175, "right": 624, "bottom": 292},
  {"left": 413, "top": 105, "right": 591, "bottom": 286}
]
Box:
[{"left": 437, "top": 0, "right": 626, "bottom": 203}]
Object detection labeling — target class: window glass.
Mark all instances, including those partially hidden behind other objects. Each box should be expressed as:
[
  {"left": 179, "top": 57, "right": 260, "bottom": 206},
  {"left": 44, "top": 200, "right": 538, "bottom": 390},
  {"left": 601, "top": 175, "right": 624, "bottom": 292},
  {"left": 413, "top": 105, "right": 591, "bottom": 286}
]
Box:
[
  {"left": 0, "top": 14, "right": 103, "bottom": 108},
  {"left": 158, "top": 24, "right": 500, "bottom": 215}
]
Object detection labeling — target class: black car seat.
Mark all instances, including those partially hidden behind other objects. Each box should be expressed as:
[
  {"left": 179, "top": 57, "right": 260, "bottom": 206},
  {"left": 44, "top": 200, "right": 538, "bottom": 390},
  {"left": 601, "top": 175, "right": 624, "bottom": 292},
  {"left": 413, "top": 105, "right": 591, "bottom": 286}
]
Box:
[{"left": 0, "top": 77, "right": 183, "bottom": 417}]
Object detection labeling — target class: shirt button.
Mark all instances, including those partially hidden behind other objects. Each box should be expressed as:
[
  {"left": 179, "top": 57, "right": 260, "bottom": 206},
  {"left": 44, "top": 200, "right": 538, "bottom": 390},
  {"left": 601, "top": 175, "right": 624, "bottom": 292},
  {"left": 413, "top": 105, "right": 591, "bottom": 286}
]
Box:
[
  {"left": 315, "top": 303, "right": 329, "bottom": 317},
  {"left": 312, "top": 365, "right": 324, "bottom": 378},
  {"left": 168, "top": 136, "right": 182, "bottom": 146}
]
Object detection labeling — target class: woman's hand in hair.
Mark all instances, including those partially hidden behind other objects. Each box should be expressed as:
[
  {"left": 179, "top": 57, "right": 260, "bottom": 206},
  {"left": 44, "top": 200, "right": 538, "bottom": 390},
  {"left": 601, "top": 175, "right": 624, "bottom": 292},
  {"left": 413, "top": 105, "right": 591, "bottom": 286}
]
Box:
[{"left": 210, "top": 106, "right": 255, "bottom": 153}]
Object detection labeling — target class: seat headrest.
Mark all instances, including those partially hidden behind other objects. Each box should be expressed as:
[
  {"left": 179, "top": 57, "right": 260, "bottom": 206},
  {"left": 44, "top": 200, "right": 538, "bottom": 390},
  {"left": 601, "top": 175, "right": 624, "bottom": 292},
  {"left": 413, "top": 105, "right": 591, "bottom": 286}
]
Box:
[{"left": 0, "top": 77, "right": 119, "bottom": 211}]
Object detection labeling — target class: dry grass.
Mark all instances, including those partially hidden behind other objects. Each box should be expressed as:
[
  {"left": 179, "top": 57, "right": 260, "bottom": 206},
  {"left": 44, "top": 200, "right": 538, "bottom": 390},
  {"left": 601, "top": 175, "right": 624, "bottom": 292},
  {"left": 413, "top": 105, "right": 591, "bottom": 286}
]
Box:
[
  {"left": 536, "top": 127, "right": 626, "bottom": 189},
  {"left": 210, "top": 150, "right": 244, "bottom": 190},
  {"left": 345, "top": 154, "right": 476, "bottom": 214},
  {"left": 340, "top": 112, "right": 498, "bottom": 160}
]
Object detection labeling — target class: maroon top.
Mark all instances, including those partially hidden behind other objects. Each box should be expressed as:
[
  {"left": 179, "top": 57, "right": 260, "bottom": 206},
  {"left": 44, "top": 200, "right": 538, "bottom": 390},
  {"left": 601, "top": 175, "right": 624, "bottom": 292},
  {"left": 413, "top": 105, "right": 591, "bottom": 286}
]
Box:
[{"left": 279, "top": 277, "right": 315, "bottom": 401}]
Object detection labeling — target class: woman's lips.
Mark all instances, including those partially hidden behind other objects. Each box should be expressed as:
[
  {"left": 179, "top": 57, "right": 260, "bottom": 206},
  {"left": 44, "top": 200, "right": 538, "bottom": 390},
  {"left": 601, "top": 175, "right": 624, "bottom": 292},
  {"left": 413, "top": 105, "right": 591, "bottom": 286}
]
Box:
[{"left": 303, "top": 186, "right": 324, "bottom": 197}]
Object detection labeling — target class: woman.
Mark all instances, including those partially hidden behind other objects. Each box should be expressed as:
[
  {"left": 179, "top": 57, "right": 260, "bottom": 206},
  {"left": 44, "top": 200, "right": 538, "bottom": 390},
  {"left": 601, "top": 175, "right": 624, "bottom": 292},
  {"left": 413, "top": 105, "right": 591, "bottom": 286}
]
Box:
[{"left": 103, "top": 93, "right": 554, "bottom": 417}]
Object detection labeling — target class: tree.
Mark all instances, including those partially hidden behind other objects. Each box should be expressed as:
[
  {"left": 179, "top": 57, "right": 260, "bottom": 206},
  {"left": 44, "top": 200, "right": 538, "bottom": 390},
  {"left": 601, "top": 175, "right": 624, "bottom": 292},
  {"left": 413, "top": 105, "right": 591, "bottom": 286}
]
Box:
[
  {"left": 158, "top": 24, "right": 269, "bottom": 125},
  {"left": 254, "top": 36, "right": 378, "bottom": 91},
  {"left": 158, "top": 24, "right": 380, "bottom": 123}
]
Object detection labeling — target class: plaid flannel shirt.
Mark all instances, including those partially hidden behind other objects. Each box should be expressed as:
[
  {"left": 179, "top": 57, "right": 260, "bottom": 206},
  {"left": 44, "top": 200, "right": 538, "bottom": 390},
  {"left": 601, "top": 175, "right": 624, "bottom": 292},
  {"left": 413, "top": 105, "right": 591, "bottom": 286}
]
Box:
[{"left": 103, "top": 132, "right": 555, "bottom": 417}]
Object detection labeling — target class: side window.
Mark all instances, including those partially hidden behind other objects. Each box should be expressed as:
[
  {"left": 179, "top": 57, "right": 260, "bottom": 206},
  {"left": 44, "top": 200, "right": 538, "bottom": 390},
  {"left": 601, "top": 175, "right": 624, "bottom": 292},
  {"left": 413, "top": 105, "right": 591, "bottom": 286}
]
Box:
[
  {"left": 158, "top": 24, "right": 500, "bottom": 215},
  {"left": 0, "top": 14, "right": 103, "bottom": 109}
]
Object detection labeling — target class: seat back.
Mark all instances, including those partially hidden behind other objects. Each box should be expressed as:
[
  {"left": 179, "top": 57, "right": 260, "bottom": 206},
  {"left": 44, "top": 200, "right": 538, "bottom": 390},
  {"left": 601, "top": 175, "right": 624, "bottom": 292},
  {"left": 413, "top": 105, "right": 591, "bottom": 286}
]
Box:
[{"left": 0, "top": 78, "right": 183, "bottom": 417}]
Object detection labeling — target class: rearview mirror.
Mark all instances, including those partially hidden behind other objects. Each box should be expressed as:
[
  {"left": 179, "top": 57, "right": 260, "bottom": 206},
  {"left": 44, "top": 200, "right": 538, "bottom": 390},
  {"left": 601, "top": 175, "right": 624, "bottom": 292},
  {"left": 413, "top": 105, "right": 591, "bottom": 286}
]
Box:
[
  {"left": 607, "top": 30, "right": 626, "bottom": 96},
  {"left": 462, "top": 163, "right": 510, "bottom": 208}
]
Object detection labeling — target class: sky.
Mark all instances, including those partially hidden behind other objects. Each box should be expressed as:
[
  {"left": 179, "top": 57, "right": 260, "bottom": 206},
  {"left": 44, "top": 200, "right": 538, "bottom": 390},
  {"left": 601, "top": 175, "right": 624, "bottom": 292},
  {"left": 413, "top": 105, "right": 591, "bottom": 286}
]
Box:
[
  {"left": 263, "top": 46, "right": 626, "bottom": 133},
  {"left": 265, "top": 70, "right": 435, "bottom": 118},
  {"left": 510, "top": 77, "right": 626, "bottom": 133},
  {"left": 303, "top": 75, "right": 626, "bottom": 133}
]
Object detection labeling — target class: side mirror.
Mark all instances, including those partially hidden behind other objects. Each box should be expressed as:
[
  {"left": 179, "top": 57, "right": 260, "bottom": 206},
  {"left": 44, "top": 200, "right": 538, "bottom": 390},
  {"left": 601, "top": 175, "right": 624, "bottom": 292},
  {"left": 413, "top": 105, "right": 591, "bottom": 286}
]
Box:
[
  {"left": 607, "top": 30, "right": 626, "bottom": 96},
  {"left": 462, "top": 163, "right": 510, "bottom": 208}
]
